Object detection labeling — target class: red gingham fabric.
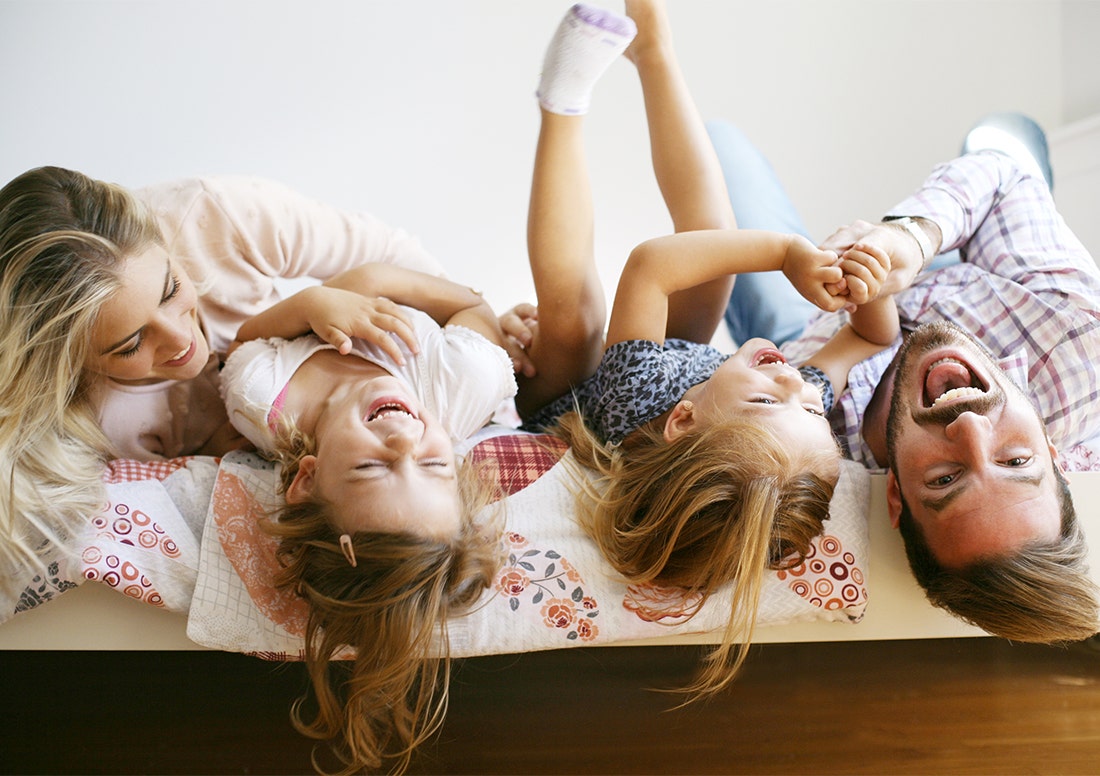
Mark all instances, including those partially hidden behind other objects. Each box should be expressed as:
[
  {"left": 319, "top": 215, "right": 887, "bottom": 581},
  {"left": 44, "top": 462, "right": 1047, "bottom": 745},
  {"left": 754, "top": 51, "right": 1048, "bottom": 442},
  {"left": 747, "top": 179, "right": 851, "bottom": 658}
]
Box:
[
  {"left": 103, "top": 457, "right": 199, "bottom": 484},
  {"left": 468, "top": 434, "right": 568, "bottom": 497}
]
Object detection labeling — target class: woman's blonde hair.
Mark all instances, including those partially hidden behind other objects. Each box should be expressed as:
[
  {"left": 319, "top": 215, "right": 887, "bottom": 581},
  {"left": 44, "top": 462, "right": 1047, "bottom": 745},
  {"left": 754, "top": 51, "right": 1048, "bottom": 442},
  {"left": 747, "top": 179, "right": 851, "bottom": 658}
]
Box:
[
  {"left": 265, "top": 426, "right": 503, "bottom": 775},
  {"left": 554, "top": 410, "right": 836, "bottom": 698},
  {"left": 0, "top": 166, "right": 162, "bottom": 579}
]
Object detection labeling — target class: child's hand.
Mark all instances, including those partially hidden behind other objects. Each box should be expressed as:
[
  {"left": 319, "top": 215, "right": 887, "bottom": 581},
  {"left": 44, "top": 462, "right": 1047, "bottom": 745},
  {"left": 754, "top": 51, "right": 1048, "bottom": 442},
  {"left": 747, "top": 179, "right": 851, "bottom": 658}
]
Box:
[
  {"left": 498, "top": 303, "right": 539, "bottom": 378},
  {"left": 781, "top": 235, "right": 846, "bottom": 312},
  {"left": 835, "top": 241, "right": 891, "bottom": 306},
  {"left": 299, "top": 286, "right": 419, "bottom": 365},
  {"left": 819, "top": 219, "right": 925, "bottom": 300}
]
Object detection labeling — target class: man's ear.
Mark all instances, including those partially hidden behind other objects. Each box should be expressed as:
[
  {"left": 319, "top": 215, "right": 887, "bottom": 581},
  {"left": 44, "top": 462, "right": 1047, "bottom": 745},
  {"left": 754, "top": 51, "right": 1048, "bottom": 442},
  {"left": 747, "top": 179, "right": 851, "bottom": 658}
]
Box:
[
  {"left": 886, "top": 469, "right": 903, "bottom": 529},
  {"left": 285, "top": 455, "right": 318, "bottom": 504},
  {"left": 1049, "top": 441, "right": 1066, "bottom": 473},
  {"left": 662, "top": 400, "right": 697, "bottom": 443}
]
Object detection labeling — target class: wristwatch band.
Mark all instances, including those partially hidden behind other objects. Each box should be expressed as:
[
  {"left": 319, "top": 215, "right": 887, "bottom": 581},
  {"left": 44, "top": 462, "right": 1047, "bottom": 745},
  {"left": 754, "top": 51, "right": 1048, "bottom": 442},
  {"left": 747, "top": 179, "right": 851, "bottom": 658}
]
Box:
[{"left": 883, "top": 215, "right": 934, "bottom": 267}]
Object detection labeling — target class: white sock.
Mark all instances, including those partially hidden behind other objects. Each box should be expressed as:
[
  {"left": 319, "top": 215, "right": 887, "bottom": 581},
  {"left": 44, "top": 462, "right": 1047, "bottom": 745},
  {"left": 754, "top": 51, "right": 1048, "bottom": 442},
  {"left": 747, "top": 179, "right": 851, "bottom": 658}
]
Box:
[{"left": 536, "top": 3, "right": 637, "bottom": 115}]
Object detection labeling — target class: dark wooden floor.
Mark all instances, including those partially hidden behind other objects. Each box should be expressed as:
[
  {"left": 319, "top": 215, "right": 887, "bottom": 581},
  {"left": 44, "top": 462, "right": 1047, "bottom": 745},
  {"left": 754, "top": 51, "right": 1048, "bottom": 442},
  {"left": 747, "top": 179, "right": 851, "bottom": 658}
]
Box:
[{"left": 2, "top": 637, "right": 1099, "bottom": 775}]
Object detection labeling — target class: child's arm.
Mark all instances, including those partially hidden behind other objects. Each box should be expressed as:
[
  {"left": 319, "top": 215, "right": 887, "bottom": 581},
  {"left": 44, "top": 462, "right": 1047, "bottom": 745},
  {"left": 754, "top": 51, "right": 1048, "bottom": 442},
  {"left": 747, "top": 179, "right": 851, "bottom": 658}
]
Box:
[
  {"left": 605, "top": 229, "right": 841, "bottom": 347},
  {"left": 802, "top": 295, "right": 899, "bottom": 396},
  {"left": 233, "top": 264, "right": 506, "bottom": 363}
]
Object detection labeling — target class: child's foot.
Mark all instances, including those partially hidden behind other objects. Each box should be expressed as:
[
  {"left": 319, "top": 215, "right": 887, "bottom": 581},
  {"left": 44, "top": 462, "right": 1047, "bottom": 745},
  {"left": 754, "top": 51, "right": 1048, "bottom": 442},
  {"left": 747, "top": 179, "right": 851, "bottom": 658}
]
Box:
[
  {"left": 536, "top": 3, "right": 637, "bottom": 115},
  {"left": 622, "top": 0, "right": 671, "bottom": 66}
]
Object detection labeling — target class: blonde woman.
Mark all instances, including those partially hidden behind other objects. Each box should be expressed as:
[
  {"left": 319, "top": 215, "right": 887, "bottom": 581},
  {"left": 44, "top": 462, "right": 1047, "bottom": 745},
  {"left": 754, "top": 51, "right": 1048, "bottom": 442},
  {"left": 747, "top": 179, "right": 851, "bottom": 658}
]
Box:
[{"left": 0, "top": 166, "right": 450, "bottom": 590}]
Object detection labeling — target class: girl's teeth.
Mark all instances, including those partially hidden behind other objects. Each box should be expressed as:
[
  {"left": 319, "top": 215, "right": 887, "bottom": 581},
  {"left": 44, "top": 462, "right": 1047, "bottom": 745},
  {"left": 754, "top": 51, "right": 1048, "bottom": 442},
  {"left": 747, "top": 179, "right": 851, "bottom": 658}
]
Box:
[{"left": 368, "top": 404, "right": 413, "bottom": 421}]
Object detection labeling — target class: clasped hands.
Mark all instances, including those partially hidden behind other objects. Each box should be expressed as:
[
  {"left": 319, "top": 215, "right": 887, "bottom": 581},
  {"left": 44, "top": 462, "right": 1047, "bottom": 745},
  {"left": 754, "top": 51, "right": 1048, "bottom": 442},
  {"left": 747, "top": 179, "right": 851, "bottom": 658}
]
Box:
[{"left": 784, "top": 219, "right": 925, "bottom": 314}]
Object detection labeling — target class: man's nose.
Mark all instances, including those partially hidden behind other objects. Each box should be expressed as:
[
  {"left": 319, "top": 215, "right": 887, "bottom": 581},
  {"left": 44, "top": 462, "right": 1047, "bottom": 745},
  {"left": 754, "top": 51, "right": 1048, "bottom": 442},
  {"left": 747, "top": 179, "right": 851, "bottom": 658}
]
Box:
[{"left": 944, "top": 411, "right": 993, "bottom": 456}]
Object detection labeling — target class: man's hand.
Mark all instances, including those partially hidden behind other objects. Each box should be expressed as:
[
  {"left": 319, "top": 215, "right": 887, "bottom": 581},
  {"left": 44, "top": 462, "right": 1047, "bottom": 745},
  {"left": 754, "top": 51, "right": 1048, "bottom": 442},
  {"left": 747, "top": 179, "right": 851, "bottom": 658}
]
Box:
[{"left": 819, "top": 219, "right": 928, "bottom": 302}]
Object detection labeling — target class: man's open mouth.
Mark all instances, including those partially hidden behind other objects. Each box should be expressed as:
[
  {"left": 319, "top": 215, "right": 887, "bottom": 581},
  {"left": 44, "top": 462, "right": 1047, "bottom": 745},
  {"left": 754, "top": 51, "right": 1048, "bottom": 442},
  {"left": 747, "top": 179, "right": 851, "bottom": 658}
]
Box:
[{"left": 923, "top": 357, "right": 987, "bottom": 408}]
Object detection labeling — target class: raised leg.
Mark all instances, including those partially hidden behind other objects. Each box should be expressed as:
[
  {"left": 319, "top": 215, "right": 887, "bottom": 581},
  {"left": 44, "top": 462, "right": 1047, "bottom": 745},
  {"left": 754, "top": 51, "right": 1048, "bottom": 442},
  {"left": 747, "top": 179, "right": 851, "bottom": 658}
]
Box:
[
  {"left": 626, "top": 0, "right": 738, "bottom": 344},
  {"left": 516, "top": 3, "right": 636, "bottom": 419}
]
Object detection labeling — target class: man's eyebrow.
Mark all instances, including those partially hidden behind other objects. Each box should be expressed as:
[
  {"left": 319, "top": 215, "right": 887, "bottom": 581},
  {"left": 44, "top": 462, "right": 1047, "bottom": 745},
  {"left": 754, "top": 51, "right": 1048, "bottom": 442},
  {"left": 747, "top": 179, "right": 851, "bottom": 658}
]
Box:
[
  {"left": 920, "top": 468, "right": 1046, "bottom": 513},
  {"left": 99, "top": 259, "right": 172, "bottom": 355}
]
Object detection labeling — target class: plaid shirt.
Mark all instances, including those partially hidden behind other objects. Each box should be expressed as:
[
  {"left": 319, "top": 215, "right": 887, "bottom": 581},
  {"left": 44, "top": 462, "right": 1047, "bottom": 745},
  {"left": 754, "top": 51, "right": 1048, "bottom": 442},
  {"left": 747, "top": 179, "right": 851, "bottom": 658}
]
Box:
[{"left": 782, "top": 151, "right": 1100, "bottom": 471}]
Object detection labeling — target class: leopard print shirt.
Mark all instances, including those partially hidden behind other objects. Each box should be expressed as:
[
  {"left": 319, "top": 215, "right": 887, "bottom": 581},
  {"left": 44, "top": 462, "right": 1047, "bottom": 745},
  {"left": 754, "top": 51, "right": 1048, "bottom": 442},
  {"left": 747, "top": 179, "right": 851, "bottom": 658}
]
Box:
[{"left": 521, "top": 338, "right": 728, "bottom": 445}]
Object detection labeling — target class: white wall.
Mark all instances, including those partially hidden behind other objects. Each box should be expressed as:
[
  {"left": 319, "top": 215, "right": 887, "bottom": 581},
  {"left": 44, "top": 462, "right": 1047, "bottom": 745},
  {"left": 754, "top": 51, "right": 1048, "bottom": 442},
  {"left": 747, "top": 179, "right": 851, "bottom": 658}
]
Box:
[
  {"left": 0, "top": 0, "right": 1093, "bottom": 314},
  {"left": 1064, "top": 0, "right": 1100, "bottom": 122}
]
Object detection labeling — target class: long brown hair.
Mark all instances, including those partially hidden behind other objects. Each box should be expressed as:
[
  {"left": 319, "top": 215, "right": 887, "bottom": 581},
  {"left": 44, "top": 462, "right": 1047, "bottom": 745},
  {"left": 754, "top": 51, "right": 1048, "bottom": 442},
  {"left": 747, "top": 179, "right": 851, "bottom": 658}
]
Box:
[
  {"left": 554, "top": 410, "right": 836, "bottom": 697},
  {"left": 266, "top": 426, "right": 503, "bottom": 774}
]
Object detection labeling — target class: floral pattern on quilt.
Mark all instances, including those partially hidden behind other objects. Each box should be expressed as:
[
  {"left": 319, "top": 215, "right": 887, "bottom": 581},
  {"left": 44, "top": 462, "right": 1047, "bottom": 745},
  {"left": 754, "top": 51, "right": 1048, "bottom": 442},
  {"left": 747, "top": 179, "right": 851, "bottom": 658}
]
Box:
[
  {"left": 188, "top": 441, "right": 874, "bottom": 657},
  {"left": 776, "top": 533, "right": 867, "bottom": 614},
  {"left": 211, "top": 471, "right": 308, "bottom": 638},
  {"left": 495, "top": 531, "right": 600, "bottom": 642},
  {"left": 14, "top": 561, "right": 79, "bottom": 615}
]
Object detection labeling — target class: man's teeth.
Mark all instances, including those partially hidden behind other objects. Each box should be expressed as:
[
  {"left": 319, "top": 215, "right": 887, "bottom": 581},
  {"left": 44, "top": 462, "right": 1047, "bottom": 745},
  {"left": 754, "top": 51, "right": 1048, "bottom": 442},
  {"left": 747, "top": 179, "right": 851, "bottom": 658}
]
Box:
[{"left": 931, "top": 386, "right": 985, "bottom": 406}]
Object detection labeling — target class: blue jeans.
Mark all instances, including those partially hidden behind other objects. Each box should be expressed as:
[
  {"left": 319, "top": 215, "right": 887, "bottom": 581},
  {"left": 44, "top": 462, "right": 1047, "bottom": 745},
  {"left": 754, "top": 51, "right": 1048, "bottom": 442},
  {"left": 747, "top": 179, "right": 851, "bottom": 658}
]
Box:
[
  {"left": 707, "top": 119, "right": 963, "bottom": 346},
  {"left": 709, "top": 113, "right": 1051, "bottom": 346},
  {"left": 706, "top": 119, "right": 817, "bottom": 346}
]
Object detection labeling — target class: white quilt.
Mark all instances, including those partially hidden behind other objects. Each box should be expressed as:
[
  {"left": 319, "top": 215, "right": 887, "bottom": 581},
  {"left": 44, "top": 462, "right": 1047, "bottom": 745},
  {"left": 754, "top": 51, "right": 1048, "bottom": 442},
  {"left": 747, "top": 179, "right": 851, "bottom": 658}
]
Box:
[{"left": 185, "top": 430, "right": 871, "bottom": 659}]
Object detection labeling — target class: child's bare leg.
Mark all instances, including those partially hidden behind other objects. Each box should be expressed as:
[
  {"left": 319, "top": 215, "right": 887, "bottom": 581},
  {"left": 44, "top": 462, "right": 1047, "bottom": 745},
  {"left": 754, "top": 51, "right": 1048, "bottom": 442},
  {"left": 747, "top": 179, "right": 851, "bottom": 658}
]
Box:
[
  {"left": 517, "top": 4, "right": 636, "bottom": 419},
  {"left": 626, "top": 0, "right": 737, "bottom": 343}
]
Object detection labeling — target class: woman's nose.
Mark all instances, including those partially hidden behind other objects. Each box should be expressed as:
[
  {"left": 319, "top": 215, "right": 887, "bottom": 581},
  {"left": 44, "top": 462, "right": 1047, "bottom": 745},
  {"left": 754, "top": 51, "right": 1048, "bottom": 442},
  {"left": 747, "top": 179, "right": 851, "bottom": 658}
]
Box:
[{"left": 150, "top": 312, "right": 193, "bottom": 361}]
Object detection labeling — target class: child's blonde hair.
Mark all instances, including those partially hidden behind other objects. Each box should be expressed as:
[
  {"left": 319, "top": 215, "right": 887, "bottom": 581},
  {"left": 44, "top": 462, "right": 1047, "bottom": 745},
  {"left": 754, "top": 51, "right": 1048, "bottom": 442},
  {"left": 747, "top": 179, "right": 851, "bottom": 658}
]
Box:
[
  {"left": 554, "top": 410, "right": 837, "bottom": 698},
  {"left": 265, "top": 425, "right": 503, "bottom": 775}
]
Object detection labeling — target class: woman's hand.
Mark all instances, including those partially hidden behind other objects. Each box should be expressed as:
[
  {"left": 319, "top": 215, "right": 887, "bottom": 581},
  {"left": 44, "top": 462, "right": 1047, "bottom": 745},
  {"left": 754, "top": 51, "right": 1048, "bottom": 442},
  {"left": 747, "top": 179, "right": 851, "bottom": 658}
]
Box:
[{"left": 197, "top": 420, "right": 253, "bottom": 457}]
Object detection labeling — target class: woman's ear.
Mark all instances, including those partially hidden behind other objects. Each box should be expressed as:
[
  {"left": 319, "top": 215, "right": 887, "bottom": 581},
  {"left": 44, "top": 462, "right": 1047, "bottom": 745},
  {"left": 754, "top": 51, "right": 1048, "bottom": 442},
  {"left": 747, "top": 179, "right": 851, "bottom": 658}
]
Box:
[
  {"left": 662, "top": 400, "right": 696, "bottom": 443},
  {"left": 285, "top": 455, "right": 318, "bottom": 504}
]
